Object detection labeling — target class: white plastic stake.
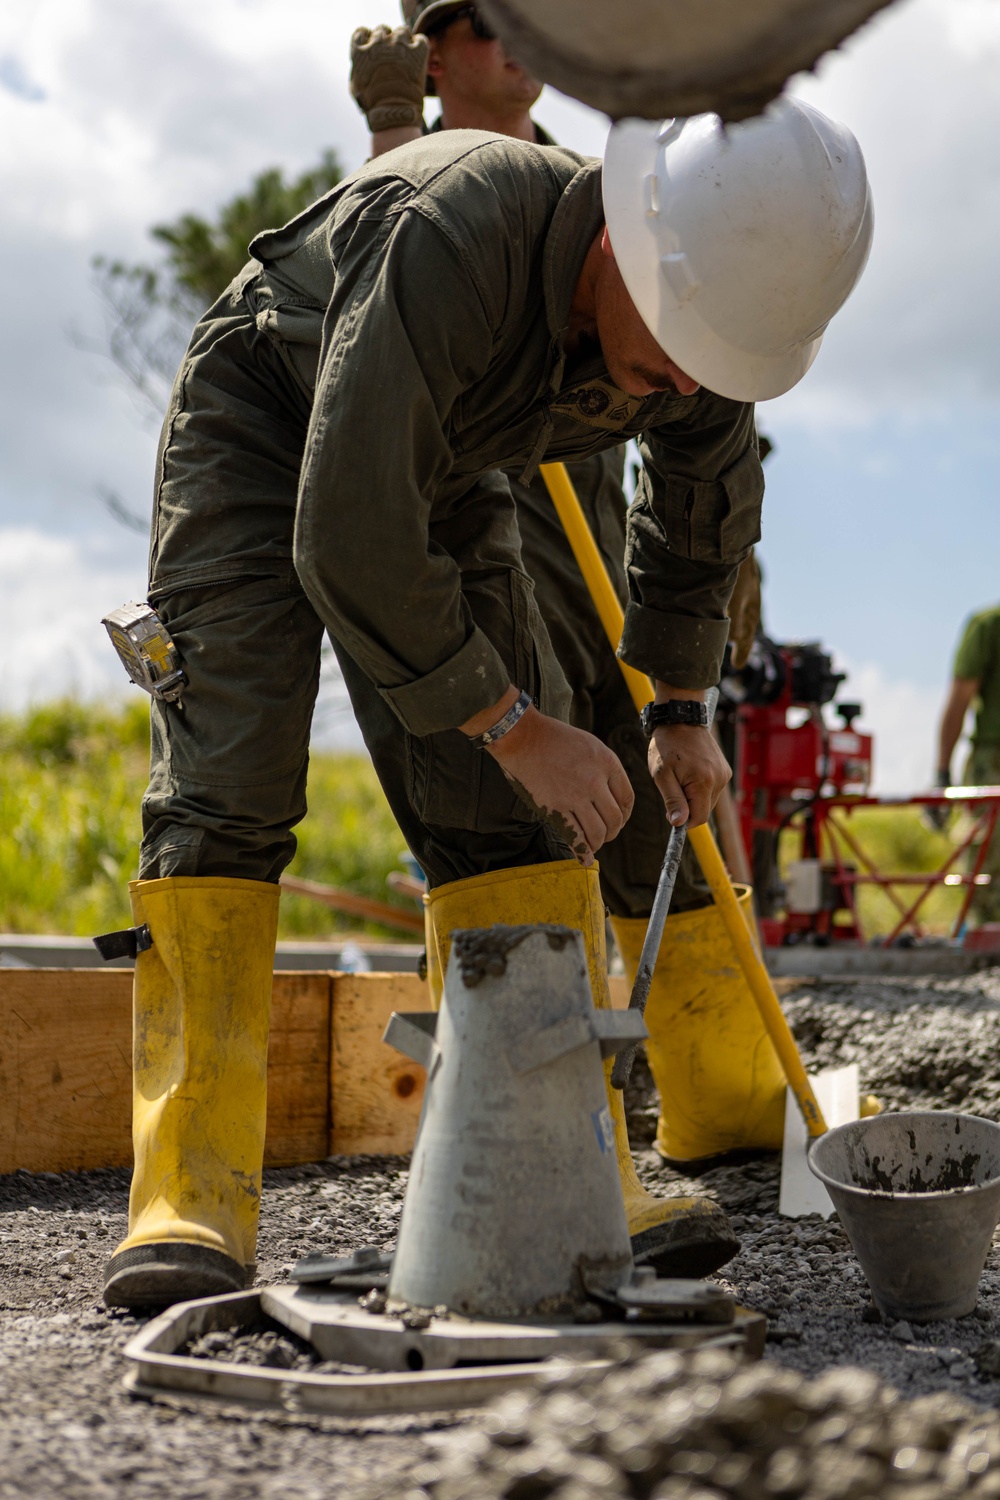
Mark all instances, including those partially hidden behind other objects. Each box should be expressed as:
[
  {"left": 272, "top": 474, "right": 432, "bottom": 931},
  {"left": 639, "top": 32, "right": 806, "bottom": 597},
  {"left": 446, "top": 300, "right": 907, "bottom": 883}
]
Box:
[{"left": 779, "top": 1064, "right": 860, "bottom": 1218}]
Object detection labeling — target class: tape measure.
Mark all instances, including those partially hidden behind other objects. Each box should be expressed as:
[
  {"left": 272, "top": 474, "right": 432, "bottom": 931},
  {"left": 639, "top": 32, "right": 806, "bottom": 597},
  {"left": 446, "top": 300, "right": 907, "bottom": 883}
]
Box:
[{"left": 101, "top": 602, "right": 186, "bottom": 703}]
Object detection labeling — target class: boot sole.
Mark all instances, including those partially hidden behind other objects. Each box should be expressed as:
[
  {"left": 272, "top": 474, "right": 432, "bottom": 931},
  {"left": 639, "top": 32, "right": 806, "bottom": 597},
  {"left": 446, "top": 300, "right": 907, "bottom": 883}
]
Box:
[
  {"left": 631, "top": 1211, "right": 740, "bottom": 1279},
  {"left": 103, "top": 1242, "right": 249, "bottom": 1311}
]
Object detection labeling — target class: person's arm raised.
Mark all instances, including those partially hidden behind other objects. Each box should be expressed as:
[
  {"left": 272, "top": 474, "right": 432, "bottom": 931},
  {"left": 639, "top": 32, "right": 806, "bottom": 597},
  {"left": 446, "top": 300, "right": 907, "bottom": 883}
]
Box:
[{"left": 350, "top": 26, "right": 427, "bottom": 157}]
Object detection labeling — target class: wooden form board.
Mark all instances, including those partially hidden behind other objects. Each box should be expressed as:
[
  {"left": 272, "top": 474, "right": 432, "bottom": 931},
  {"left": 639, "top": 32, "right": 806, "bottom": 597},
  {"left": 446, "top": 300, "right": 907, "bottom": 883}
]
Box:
[
  {"left": 0, "top": 967, "right": 648, "bottom": 1175},
  {"left": 329, "top": 973, "right": 431, "bottom": 1157},
  {"left": 0, "top": 969, "right": 135, "bottom": 1175},
  {"left": 0, "top": 968, "right": 430, "bottom": 1175}
]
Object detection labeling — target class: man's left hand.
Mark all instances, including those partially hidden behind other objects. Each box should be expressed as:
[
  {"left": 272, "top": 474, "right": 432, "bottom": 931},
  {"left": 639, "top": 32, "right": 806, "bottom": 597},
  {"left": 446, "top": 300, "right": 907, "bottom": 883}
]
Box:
[{"left": 648, "top": 724, "right": 731, "bottom": 828}]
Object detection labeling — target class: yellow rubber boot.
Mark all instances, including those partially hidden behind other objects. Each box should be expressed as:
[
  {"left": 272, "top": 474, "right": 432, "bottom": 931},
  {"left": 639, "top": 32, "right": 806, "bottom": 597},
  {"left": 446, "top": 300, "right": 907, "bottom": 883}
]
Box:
[
  {"left": 103, "top": 876, "right": 279, "bottom": 1310},
  {"left": 425, "top": 860, "right": 739, "bottom": 1277},
  {"left": 611, "top": 889, "right": 787, "bottom": 1166}
]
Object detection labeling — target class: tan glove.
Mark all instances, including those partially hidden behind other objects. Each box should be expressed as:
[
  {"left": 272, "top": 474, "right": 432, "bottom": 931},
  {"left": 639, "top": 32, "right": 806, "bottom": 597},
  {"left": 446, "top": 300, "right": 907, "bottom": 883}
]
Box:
[
  {"left": 727, "top": 550, "right": 762, "bottom": 671},
  {"left": 350, "top": 25, "right": 429, "bottom": 133}
]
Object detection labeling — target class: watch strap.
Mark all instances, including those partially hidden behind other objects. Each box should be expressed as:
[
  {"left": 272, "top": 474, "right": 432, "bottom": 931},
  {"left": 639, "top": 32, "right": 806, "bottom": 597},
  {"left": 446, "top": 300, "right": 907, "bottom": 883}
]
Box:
[{"left": 640, "top": 699, "right": 710, "bottom": 736}]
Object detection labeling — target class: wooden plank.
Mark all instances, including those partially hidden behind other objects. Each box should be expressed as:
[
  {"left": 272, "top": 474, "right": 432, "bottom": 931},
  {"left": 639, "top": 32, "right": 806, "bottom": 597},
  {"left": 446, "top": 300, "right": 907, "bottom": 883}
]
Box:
[
  {"left": 0, "top": 969, "right": 134, "bottom": 1174},
  {"left": 264, "top": 974, "right": 331, "bottom": 1167},
  {"left": 329, "top": 973, "right": 431, "bottom": 1157},
  {"left": 0, "top": 970, "right": 331, "bottom": 1175},
  {"left": 328, "top": 974, "right": 632, "bottom": 1157},
  {"left": 0, "top": 967, "right": 632, "bottom": 1174}
]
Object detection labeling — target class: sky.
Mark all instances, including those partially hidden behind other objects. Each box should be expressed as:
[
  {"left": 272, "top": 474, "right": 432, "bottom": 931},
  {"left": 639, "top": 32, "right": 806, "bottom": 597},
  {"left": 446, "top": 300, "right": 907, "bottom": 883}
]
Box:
[{"left": 1, "top": 0, "right": 999, "bottom": 788}]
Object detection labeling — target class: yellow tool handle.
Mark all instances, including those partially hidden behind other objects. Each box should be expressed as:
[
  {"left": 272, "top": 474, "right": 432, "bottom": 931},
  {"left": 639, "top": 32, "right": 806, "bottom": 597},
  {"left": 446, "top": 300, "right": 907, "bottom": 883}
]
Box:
[{"left": 539, "top": 460, "right": 827, "bottom": 1138}]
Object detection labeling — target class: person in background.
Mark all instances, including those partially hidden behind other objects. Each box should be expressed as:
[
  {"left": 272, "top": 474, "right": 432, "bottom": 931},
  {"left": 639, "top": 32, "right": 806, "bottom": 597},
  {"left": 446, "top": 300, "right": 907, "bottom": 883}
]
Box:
[{"left": 935, "top": 604, "right": 1000, "bottom": 923}]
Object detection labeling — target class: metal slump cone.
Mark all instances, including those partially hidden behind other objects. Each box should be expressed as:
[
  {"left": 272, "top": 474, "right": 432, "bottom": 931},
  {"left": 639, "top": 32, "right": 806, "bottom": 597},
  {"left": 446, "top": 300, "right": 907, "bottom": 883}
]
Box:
[{"left": 386, "top": 924, "right": 645, "bottom": 1319}]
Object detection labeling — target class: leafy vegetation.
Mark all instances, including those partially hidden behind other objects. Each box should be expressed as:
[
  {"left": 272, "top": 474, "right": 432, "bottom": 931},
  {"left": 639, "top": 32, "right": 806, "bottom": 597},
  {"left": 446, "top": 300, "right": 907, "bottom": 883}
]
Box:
[{"left": 0, "top": 699, "right": 411, "bottom": 940}]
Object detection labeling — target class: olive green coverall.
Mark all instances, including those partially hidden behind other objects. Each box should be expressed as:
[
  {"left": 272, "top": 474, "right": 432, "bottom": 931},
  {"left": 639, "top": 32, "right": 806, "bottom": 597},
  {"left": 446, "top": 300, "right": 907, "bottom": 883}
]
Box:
[
  {"left": 141, "top": 133, "right": 763, "bottom": 892},
  {"left": 430, "top": 117, "right": 709, "bottom": 915}
]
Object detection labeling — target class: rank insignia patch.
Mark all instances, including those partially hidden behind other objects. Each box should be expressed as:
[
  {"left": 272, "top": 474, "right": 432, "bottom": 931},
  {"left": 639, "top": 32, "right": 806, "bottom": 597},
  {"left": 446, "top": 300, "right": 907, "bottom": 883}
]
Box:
[{"left": 550, "top": 377, "right": 645, "bottom": 432}]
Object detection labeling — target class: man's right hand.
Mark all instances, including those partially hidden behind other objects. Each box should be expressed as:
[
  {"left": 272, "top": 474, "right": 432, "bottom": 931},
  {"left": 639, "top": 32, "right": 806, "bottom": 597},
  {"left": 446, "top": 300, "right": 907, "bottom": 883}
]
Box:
[
  {"left": 350, "top": 25, "right": 429, "bottom": 135},
  {"left": 485, "top": 707, "right": 635, "bottom": 865}
]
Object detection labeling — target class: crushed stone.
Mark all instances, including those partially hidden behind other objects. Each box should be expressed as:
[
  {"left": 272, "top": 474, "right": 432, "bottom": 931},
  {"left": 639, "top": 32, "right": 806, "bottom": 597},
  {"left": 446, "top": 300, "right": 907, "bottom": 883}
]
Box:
[{"left": 387, "top": 1346, "right": 1000, "bottom": 1499}]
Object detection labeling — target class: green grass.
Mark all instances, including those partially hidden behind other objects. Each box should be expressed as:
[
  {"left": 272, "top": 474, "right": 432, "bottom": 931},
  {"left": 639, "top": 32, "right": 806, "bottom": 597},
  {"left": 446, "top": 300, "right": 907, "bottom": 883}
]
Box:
[{"left": 0, "top": 700, "right": 411, "bottom": 940}]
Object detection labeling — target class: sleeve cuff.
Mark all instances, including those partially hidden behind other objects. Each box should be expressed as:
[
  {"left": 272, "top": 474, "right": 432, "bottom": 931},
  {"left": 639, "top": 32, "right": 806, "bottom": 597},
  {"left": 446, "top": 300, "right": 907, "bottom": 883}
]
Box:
[
  {"left": 619, "top": 603, "right": 730, "bottom": 690},
  {"left": 380, "top": 626, "right": 513, "bottom": 737}
]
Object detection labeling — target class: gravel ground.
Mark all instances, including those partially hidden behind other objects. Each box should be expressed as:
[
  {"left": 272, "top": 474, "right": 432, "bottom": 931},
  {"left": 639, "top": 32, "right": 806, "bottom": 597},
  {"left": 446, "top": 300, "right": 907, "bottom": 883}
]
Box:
[{"left": 3, "top": 967, "right": 1000, "bottom": 1496}]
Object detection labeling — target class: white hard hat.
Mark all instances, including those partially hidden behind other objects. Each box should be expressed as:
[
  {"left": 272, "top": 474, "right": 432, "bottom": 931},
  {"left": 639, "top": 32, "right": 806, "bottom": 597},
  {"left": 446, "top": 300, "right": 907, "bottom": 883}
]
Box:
[{"left": 602, "top": 99, "right": 873, "bottom": 402}]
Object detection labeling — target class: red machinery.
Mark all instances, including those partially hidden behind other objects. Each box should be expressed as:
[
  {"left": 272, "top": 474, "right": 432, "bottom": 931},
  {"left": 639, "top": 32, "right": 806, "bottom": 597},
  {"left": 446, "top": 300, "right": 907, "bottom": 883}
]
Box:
[{"left": 717, "top": 640, "right": 1000, "bottom": 948}]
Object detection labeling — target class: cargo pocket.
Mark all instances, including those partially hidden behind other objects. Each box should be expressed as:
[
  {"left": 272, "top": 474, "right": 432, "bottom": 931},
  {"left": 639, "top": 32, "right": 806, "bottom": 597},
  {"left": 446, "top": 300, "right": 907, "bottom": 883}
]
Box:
[
  {"left": 149, "top": 572, "right": 324, "bottom": 789},
  {"left": 510, "top": 568, "right": 572, "bottom": 724}
]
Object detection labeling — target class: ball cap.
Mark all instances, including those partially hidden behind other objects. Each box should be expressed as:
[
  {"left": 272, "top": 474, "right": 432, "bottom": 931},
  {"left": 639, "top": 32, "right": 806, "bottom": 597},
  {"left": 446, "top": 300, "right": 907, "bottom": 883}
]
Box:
[{"left": 401, "top": 0, "right": 471, "bottom": 33}]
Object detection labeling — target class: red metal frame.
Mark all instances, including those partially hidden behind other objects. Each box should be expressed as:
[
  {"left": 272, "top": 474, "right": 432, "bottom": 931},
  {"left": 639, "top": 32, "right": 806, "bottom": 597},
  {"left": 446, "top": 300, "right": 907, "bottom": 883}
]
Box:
[
  {"left": 773, "top": 790, "right": 1000, "bottom": 947},
  {"left": 729, "top": 655, "right": 1000, "bottom": 946}
]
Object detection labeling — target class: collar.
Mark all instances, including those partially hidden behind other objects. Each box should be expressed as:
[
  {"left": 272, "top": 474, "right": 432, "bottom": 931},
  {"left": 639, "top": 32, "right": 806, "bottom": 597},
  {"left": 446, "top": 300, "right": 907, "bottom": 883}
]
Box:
[
  {"left": 540, "top": 159, "right": 604, "bottom": 394},
  {"left": 426, "top": 116, "right": 556, "bottom": 146}
]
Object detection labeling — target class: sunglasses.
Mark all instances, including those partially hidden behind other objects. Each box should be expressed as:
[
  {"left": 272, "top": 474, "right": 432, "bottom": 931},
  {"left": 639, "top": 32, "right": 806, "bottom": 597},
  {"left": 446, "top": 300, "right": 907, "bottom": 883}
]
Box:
[{"left": 432, "top": 5, "right": 496, "bottom": 41}]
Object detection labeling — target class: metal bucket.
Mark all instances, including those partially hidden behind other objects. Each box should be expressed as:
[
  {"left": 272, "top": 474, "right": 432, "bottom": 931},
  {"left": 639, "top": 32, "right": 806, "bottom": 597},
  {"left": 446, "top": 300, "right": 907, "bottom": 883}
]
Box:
[{"left": 808, "top": 1111, "right": 1000, "bottom": 1322}]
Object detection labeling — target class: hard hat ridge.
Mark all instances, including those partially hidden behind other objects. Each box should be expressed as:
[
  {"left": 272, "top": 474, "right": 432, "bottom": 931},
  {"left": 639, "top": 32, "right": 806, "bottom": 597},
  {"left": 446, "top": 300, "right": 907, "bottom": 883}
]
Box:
[{"left": 602, "top": 98, "right": 874, "bottom": 401}]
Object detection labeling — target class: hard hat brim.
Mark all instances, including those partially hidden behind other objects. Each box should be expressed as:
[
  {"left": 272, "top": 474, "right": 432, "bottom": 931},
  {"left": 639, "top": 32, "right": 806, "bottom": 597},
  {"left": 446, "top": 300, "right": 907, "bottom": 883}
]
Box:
[{"left": 602, "top": 119, "right": 825, "bottom": 404}]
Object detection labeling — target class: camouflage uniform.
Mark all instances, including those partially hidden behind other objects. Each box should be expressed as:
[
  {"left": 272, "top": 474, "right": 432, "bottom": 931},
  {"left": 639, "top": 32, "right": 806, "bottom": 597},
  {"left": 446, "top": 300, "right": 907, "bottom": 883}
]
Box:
[{"left": 142, "top": 134, "right": 762, "bottom": 898}]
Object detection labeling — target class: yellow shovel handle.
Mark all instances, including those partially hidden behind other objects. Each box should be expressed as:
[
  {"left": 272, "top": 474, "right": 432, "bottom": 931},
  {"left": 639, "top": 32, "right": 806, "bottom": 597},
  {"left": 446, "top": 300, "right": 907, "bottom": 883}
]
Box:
[{"left": 539, "top": 461, "right": 827, "bottom": 1138}]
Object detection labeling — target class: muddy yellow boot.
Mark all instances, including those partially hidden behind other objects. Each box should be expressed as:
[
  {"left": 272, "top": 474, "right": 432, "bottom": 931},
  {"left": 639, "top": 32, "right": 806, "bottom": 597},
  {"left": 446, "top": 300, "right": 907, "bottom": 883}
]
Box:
[
  {"left": 611, "top": 889, "right": 787, "bottom": 1167},
  {"left": 425, "top": 859, "right": 740, "bottom": 1277},
  {"left": 102, "top": 876, "right": 279, "bottom": 1310}
]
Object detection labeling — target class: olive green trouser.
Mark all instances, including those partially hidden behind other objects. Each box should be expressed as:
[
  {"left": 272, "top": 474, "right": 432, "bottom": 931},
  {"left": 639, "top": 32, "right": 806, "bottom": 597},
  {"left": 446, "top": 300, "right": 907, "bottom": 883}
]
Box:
[
  {"left": 509, "top": 462, "right": 709, "bottom": 918},
  {"left": 965, "top": 744, "right": 1000, "bottom": 926},
  {"left": 140, "top": 298, "right": 565, "bottom": 886}
]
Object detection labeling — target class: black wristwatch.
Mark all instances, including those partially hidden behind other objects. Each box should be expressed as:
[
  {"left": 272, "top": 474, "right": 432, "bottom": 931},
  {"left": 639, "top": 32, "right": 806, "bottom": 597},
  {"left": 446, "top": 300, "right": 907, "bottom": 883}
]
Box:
[{"left": 640, "top": 699, "right": 709, "bottom": 736}]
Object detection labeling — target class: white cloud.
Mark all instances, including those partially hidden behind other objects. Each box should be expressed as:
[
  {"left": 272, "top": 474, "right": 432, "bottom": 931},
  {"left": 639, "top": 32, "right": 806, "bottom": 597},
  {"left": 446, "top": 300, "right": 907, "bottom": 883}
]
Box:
[
  {"left": 834, "top": 658, "right": 953, "bottom": 794},
  {"left": 944, "top": 0, "right": 1000, "bottom": 57},
  {"left": 0, "top": 524, "right": 367, "bottom": 752},
  {"left": 0, "top": 528, "right": 145, "bottom": 707}
]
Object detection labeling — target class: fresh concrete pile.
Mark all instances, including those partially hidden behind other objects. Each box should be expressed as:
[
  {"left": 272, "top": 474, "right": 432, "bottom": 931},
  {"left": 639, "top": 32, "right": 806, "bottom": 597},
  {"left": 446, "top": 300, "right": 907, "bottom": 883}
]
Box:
[{"left": 396, "top": 1347, "right": 1000, "bottom": 1499}]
